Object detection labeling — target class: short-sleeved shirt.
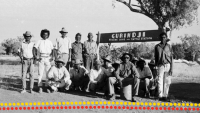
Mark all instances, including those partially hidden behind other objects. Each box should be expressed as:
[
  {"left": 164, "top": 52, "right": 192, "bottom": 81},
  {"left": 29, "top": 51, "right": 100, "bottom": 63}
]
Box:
[
  {"left": 20, "top": 41, "right": 35, "bottom": 58},
  {"left": 155, "top": 43, "right": 173, "bottom": 66},
  {"left": 55, "top": 37, "right": 72, "bottom": 54},
  {"left": 83, "top": 40, "right": 97, "bottom": 55},
  {"left": 71, "top": 41, "right": 83, "bottom": 60},
  {"left": 117, "top": 62, "right": 139, "bottom": 78},
  {"left": 69, "top": 66, "right": 87, "bottom": 81},
  {"left": 48, "top": 66, "right": 70, "bottom": 82},
  {"left": 34, "top": 39, "right": 53, "bottom": 56},
  {"left": 137, "top": 66, "right": 153, "bottom": 79}
]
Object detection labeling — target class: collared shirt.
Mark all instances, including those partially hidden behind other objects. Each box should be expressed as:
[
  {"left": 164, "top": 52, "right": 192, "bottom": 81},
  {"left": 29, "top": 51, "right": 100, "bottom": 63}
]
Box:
[
  {"left": 34, "top": 39, "right": 54, "bottom": 56},
  {"left": 55, "top": 37, "right": 72, "bottom": 54},
  {"left": 137, "top": 66, "right": 153, "bottom": 79},
  {"left": 155, "top": 43, "right": 173, "bottom": 66},
  {"left": 117, "top": 61, "right": 139, "bottom": 78},
  {"left": 89, "top": 67, "right": 107, "bottom": 83},
  {"left": 48, "top": 66, "right": 70, "bottom": 82},
  {"left": 69, "top": 66, "right": 88, "bottom": 81},
  {"left": 20, "top": 41, "right": 35, "bottom": 58},
  {"left": 71, "top": 41, "right": 83, "bottom": 60},
  {"left": 83, "top": 40, "right": 97, "bottom": 55}
]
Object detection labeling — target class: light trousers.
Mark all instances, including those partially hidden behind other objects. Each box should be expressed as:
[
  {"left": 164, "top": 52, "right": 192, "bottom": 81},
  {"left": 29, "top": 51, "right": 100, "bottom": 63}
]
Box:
[
  {"left": 157, "top": 64, "right": 171, "bottom": 98},
  {"left": 22, "top": 59, "right": 34, "bottom": 89},
  {"left": 47, "top": 79, "right": 72, "bottom": 91},
  {"left": 38, "top": 57, "right": 51, "bottom": 87}
]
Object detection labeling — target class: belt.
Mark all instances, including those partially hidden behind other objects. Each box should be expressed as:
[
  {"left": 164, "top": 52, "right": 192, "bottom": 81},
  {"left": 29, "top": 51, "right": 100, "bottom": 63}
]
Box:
[{"left": 23, "top": 57, "right": 33, "bottom": 60}]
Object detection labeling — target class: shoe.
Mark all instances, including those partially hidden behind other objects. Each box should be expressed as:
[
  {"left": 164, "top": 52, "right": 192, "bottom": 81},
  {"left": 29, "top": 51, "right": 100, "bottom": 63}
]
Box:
[
  {"left": 146, "top": 93, "right": 150, "bottom": 98},
  {"left": 38, "top": 87, "right": 43, "bottom": 93},
  {"left": 109, "top": 94, "right": 116, "bottom": 101},
  {"left": 163, "top": 97, "right": 171, "bottom": 102},
  {"left": 30, "top": 89, "right": 34, "bottom": 94},
  {"left": 132, "top": 97, "right": 136, "bottom": 102},
  {"left": 20, "top": 89, "right": 26, "bottom": 94}
]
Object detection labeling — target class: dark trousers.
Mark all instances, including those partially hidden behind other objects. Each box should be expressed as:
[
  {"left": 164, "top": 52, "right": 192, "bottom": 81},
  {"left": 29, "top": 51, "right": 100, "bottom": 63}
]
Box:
[{"left": 71, "top": 76, "right": 89, "bottom": 90}]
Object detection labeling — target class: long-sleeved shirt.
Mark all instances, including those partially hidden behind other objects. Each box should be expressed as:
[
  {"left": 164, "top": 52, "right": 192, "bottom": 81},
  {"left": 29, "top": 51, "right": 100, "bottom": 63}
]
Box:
[
  {"left": 154, "top": 43, "right": 173, "bottom": 66},
  {"left": 69, "top": 66, "right": 88, "bottom": 81},
  {"left": 116, "top": 61, "right": 140, "bottom": 78},
  {"left": 71, "top": 41, "right": 83, "bottom": 60},
  {"left": 48, "top": 66, "right": 70, "bottom": 82},
  {"left": 83, "top": 40, "right": 97, "bottom": 55}
]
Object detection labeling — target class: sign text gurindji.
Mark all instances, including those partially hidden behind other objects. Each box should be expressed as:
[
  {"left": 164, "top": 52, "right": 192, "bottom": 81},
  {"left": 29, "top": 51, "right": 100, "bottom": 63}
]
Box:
[{"left": 99, "top": 30, "right": 162, "bottom": 43}]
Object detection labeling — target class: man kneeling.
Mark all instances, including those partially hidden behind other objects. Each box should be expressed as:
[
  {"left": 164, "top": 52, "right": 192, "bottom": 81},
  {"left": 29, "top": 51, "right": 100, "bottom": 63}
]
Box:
[{"left": 47, "top": 58, "right": 71, "bottom": 93}]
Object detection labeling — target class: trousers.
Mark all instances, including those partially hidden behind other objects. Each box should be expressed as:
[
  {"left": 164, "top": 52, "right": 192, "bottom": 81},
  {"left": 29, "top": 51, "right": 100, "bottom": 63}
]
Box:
[
  {"left": 157, "top": 64, "right": 171, "bottom": 98},
  {"left": 22, "top": 59, "right": 34, "bottom": 89}
]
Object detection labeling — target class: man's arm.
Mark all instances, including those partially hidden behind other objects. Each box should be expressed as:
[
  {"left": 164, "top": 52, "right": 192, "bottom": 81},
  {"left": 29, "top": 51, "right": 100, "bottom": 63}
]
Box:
[
  {"left": 169, "top": 45, "right": 174, "bottom": 75},
  {"left": 131, "top": 64, "right": 140, "bottom": 78},
  {"left": 154, "top": 46, "right": 158, "bottom": 66},
  {"left": 63, "top": 68, "right": 70, "bottom": 82},
  {"left": 89, "top": 69, "right": 97, "bottom": 84}
]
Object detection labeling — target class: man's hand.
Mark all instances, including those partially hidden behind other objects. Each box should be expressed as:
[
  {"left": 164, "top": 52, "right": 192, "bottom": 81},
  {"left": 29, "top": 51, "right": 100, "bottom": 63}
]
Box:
[
  {"left": 117, "top": 78, "right": 123, "bottom": 88},
  {"left": 21, "top": 60, "right": 25, "bottom": 64}
]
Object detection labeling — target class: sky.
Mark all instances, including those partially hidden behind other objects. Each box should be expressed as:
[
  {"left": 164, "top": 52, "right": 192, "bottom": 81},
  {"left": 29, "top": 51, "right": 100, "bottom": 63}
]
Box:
[{"left": 0, "top": 0, "right": 200, "bottom": 47}]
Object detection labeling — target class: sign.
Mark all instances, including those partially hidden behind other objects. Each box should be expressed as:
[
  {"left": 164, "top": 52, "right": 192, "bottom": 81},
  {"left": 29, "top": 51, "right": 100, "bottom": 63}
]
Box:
[{"left": 99, "top": 30, "right": 162, "bottom": 43}]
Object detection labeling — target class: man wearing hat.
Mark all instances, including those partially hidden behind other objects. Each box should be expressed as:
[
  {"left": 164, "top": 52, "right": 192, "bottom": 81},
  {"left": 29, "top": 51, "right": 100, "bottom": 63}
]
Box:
[
  {"left": 55, "top": 27, "right": 72, "bottom": 69},
  {"left": 136, "top": 59, "right": 153, "bottom": 98},
  {"left": 19, "top": 31, "right": 35, "bottom": 94},
  {"left": 102, "top": 55, "right": 114, "bottom": 77},
  {"left": 154, "top": 32, "right": 173, "bottom": 102},
  {"left": 108, "top": 52, "right": 140, "bottom": 101},
  {"left": 46, "top": 58, "right": 72, "bottom": 93},
  {"left": 33, "top": 29, "right": 54, "bottom": 93},
  {"left": 69, "top": 59, "right": 89, "bottom": 91},
  {"left": 83, "top": 32, "right": 98, "bottom": 71},
  {"left": 87, "top": 60, "right": 108, "bottom": 94}
]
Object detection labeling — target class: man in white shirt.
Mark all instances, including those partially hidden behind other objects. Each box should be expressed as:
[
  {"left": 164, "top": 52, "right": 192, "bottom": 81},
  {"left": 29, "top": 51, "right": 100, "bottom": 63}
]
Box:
[
  {"left": 46, "top": 58, "right": 72, "bottom": 93},
  {"left": 87, "top": 60, "right": 107, "bottom": 94},
  {"left": 136, "top": 59, "right": 153, "bottom": 98},
  {"left": 55, "top": 27, "right": 72, "bottom": 69},
  {"left": 33, "top": 29, "right": 54, "bottom": 93},
  {"left": 19, "top": 31, "right": 35, "bottom": 94}
]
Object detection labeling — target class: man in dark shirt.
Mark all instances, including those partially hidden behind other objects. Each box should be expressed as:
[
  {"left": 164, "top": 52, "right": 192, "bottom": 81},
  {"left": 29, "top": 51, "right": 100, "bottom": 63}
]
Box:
[
  {"left": 108, "top": 53, "right": 140, "bottom": 102},
  {"left": 154, "top": 32, "right": 173, "bottom": 102}
]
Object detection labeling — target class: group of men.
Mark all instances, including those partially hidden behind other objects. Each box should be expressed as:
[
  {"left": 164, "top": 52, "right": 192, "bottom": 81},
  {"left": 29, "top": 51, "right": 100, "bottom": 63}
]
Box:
[{"left": 19, "top": 28, "right": 173, "bottom": 102}]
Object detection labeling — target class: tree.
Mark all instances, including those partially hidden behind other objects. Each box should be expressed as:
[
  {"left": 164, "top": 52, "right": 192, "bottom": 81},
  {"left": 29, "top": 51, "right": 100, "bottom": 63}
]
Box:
[
  {"left": 172, "top": 43, "right": 185, "bottom": 59},
  {"left": 179, "top": 34, "right": 200, "bottom": 61},
  {"left": 114, "top": 0, "right": 200, "bottom": 38},
  {"left": 99, "top": 44, "right": 111, "bottom": 59},
  {"left": 1, "top": 37, "right": 23, "bottom": 55}
]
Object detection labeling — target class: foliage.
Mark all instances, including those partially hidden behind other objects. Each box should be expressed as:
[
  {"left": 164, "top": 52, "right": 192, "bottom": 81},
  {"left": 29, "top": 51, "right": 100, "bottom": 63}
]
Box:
[
  {"left": 1, "top": 37, "right": 24, "bottom": 55},
  {"left": 114, "top": 0, "right": 200, "bottom": 30},
  {"left": 179, "top": 34, "right": 200, "bottom": 61},
  {"left": 172, "top": 43, "right": 185, "bottom": 59}
]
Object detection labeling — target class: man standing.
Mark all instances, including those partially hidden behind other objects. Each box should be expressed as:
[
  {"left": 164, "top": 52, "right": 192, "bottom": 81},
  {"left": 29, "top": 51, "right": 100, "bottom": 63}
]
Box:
[
  {"left": 55, "top": 27, "right": 72, "bottom": 69},
  {"left": 154, "top": 32, "right": 173, "bottom": 102},
  {"left": 33, "top": 29, "right": 54, "bottom": 93},
  {"left": 108, "top": 53, "right": 140, "bottom": 102},
  {"left": 19, "top": 31, "right": 35, "bottom": 94},
  {"left": 47, "top": 58, "right": 71, "bottom": 93},
  {"left": 83, "top": 33, "right": 98, "bottom": 71},
  {"left": 71, "top": 33, "right": 84, "bottom": 62}
]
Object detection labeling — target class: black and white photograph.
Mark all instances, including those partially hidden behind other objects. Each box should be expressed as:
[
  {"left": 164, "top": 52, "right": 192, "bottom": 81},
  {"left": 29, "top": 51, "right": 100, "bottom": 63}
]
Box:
[{"left": 0, "top": 0, "right": 200, "bottom": 113}]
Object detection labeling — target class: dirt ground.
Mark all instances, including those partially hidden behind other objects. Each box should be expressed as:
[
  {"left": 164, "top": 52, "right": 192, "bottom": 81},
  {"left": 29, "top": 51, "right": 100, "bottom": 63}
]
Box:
[{"left": 0, "top": 62, "right": 200, "bottom": 113}]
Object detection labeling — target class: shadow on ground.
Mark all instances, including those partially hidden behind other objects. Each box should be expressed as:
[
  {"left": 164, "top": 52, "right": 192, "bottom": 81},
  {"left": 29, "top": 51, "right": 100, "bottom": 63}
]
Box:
[{"left": 0, "top": 76, "right": 200, "bottom": 103}]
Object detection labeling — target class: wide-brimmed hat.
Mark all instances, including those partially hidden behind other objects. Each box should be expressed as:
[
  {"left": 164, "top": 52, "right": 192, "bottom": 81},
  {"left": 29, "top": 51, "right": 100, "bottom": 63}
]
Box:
[
  {"left": 59, "top": 27, "right": 68, "bottom": 33},
  {"left": 137, "top": 59, "right": 146, "bottom": 66},
  {"left": 94, "top": 60, "right": 101, "bottom": 65},
  {"left": 23, "top": 31, "right": 32, "bottom": 37},
  {"left": 55, "top": 58, "right": 65, "bottom": 64},
  {"left": 121, "top": 52, "right": 132, "bottom": 61},
  {"left": 74, "top": 59, "right": 83, "bottom": 65},
  {"left": 102, "top": 55, "right": 112, "bottom": 63}
]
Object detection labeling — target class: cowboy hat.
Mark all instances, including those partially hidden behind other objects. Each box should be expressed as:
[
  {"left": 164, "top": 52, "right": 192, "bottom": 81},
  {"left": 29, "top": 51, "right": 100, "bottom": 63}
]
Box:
[
  {"left": 55, "top": 58, "right": 65, "bottom": 64},
  {"left": 121, "top": 52, "right": 132, "bottom": 61},
  {"left": 136, "top": 59, "right": 146, "bottom": 66},
  {"left": 74, "top": 59, "right": 83, "bottom": 65},
  {"left": 23, "top": 31, "right": 32, "bottom": 37},
  {"left": 59, "top": 27, "right": 68, "bottom": 33},
  {"left": 102, "top": 55, "right": 112, "bottom": 63}
]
